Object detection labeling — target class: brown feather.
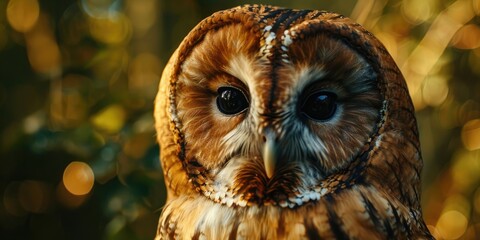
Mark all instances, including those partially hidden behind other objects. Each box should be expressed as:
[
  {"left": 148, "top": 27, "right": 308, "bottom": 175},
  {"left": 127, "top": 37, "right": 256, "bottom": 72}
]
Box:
[{"left": 154, "top": 4, "right": 432, "bottom": 239}]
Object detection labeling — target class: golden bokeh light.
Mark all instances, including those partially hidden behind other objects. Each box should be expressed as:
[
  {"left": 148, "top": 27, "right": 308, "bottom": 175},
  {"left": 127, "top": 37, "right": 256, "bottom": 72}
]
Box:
[
  {"left": 422, "top": 75, "right": 449, "bottom": 107},
  {"left": 442, "top": 194, "right": 471, "bottom": 218},
  {"left": 461, "top": 119, "right": 480, "bottom": 150},
  {"left": 24, "top": 14, "right": 61, "bottom": 74},
  {"left": 436, "top": 210, "right": 469, "bottom": 239},
  {"left": 125, "top": 0, "right": 157, "bottom": 36},
  {"left": 401, "top": 0, "right": 475, "bottom": 110},
  {"left": 62, "top": 161, "right": 95, "bottom": 196},
  {"left": 474, "top": 0, "right": 480, "bottom": 15},
  {"left": 25, "top": 33, "right": 61, "bottom": 74},
  {"left": 91, "top": 104, "right": 126, "bottom": 134},
  {"left": 6, "top": 0, "right": 40, "bottom": 33},
  {"left": 451, "top": 150, "right": 480, "bottom": 191},
  {"left": 401, "top": 0, "right": 433, "bottom": 24},
  {"left": 451, "top": 24, "right": 480, "bottom": 49},
  {"left": 88, "top": 14, "right": 132, "bottom": 45}
]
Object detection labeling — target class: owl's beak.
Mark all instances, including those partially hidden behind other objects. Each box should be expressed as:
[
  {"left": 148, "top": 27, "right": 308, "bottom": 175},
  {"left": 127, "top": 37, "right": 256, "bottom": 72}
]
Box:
[{"left": 262, "top": 129, "right": 278, "bottom": 179}]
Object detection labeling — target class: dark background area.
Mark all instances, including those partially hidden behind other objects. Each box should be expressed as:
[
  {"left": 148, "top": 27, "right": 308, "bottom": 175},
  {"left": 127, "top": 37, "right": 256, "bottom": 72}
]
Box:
[{"left": 0, "top": 0, "right": 479, "bottom": 239}]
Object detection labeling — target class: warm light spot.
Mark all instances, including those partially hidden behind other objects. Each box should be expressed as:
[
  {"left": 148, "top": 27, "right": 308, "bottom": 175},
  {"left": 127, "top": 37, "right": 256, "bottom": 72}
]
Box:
[
  {"left": 442, "top": 194, "right": 471, "bottom": 217},
  {"left": 451, "top": 24, "right": 480, "bottom": 49},
  {"left": 63, "top": 161, "right": 94, "bottom": 196},
  {"left": 91, "top": 104, "right": 126, "bottom": 133},
  {"left": 23, "top": 111, "right": 44, "bottom": 134},
  {"left": 410, "top": 45, "right": 442, "bottom": 76},
  {"left": 6, "top": 0, "right": 40, "bottom": 33},
  {"left": 451, "top": 150, "right": 480, "bottom": 191},
  {"left": 436, "top": 210, "right": 468, "bottom": 239},
  {"left": 422, "top": 76, "right": 449, "bottom": 107},
  {"left": 475, "top": 0, "right": 480, "bottom": 15},
  {"left": 125, "top": 0, "right": 157, "bottom": 36},
  {"left": 26, "top": 33, "right": 61, "bottom": 74},
  {"left": 461, "top": 119, "right": 480, "bottom": 150},
  {"left": 24, "top": 14, "right": 61, "bottom": 74},
  {"left": 472, "top": 0, "right": 480, "bottom": 15},
  {"left": 402, "top": 0, "right": 474, "bottom": 110},
  {"left": 401, "top": 0, "right": 432, "bottom": 24},
  {"left": 88, "top": 14, "right": 131, "bottom": 45}
]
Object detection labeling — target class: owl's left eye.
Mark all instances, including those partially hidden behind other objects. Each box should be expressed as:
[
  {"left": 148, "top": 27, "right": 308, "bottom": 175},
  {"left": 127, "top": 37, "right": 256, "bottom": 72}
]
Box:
[{"left": 216, "top": 87, "right": 249, "bottom": 115}]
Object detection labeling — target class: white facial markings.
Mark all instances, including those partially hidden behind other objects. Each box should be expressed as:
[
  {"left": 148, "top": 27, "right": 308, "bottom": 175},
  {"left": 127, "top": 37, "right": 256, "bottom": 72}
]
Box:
[
  {"left": 205, "top": 161, "right": 330, "bottom": 208},
  {"left": 226, "top": 54, "right": 257, "bottom": 87},
  {"left": 203, "top": 53, "right": 334, "bottom": 207},
  {"left": 282, "top": 30, "right": 294, "bottom": 46},
  {"left": 291, "top": 67, "right": 327, "bottom": 98},
  {"left": 260, "top": 25, "right": 276, "bottom": 59},
  {"left": 279, "top": 67, "right": 331, "bottom": 161},
  {"left": 226, "top": 54, "right": 263, "bottom": 128},
  {"left": 219, "top": 120, "right": 258, "bottom": 161},
  {"left": 280, "top": 29, "right": 297, "bottom": 63},
  {"left": 207, "top": 156, "right": 252, "bottom": 207}
]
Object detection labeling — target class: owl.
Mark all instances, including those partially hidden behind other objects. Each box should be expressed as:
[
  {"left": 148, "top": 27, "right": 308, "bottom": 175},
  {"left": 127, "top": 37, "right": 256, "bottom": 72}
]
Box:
[{"left": 154, "top": 4, "right": 432, "bottom": 239}]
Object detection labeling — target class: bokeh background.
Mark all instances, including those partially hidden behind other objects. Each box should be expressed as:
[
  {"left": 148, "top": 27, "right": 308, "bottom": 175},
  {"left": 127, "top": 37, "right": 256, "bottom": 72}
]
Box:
[{"left": 0, "top": 0, "right": 479, "bottom": 239}]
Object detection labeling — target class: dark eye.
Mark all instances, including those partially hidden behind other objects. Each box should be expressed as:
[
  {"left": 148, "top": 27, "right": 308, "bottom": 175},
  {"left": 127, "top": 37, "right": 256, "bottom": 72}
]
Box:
[
  {"left": 216, "top": 87, "right": 249, "bottom": 115},
  {"left": 300, "top": 91, "right": 337, "bottom": 121}
]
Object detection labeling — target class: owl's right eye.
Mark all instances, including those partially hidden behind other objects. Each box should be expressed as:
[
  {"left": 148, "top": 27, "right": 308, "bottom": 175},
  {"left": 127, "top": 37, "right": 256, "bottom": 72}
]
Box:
[
  {"left": 216, "top": 87, "right": 249, "bottom": 115},
  {"left": 300, "top": 91, "right": 338, "bottom": 121}
]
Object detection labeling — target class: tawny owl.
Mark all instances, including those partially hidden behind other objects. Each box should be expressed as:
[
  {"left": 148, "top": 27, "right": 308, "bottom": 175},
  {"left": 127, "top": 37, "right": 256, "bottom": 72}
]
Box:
[{"left": 154, "top": 4, "right": 432, "bottom": 239}]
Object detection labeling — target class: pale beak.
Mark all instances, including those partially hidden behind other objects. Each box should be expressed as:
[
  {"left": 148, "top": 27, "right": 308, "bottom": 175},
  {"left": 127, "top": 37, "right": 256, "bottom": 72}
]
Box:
[{"left": 262, "top": 129, "right": 278, "bottom": 179}]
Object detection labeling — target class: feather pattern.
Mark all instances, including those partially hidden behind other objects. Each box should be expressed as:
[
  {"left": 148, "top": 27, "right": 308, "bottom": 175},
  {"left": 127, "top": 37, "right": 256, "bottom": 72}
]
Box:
[{"left": 154, "top": 4, "right": 432, "bottom": 239}]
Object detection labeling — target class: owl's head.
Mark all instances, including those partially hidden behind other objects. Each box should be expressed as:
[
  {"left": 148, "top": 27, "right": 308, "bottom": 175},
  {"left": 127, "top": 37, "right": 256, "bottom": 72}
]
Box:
[{"left": 155, "top": 5, "right": 421, "bottom": 209}]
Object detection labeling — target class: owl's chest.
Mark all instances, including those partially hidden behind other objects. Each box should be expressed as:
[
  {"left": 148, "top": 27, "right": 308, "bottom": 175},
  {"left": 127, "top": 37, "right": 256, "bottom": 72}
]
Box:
[
  {"left": 157, "top": 197, "right": 315, "bottom": 239},
  {"left": 156, "top": 187, "right": 422, "bottom": 240}
]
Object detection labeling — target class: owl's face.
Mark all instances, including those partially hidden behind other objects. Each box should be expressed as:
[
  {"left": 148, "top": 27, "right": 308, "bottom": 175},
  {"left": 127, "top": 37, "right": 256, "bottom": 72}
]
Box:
[
  {"left": 156, "top": 6, "right": 429, "bottom": 239},
  {"left": 170, "top": 9, "right": 383, "bottom": 208}
]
